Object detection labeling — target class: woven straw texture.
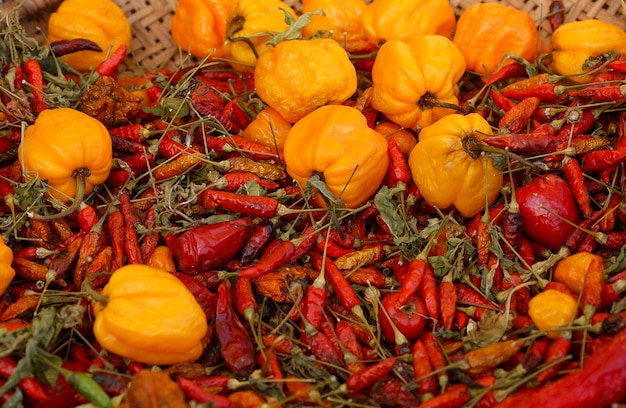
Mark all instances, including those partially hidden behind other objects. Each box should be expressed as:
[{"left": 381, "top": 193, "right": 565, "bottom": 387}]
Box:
[{"left": 1, "top": 0, "right": 625, "bottom": 71}]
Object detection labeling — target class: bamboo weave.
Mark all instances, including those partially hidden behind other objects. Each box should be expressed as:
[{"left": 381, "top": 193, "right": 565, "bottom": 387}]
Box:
[{"left": 0, "top": 0, "right": 624, "bottom": 70}]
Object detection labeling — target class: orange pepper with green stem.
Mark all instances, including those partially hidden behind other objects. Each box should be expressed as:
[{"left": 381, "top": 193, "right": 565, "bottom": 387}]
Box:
[
  {"left": 369, "top": 35, "right": 466, "bottom": 130},
  {"left": 408, "top": 113, "right": 503, "bottom": 217},
  {"left": 283, "top": 105, "right": 388, "bottom": 209},
  {"left": 361, "top": 0, "right": 455, "bottom": 46}
]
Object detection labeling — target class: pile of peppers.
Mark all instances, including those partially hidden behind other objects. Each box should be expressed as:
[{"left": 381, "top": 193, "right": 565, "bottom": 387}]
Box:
[{"left": 2, "top": 0, "right": 626, "bottom": 407}]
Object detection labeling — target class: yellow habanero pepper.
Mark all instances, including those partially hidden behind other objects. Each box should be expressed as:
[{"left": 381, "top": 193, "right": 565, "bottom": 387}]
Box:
[
  {"left": 370, "top": 35, "right": 466, "bottom": 130},
  {"left": 255, "top": 38, "right": 357, "bottom": 123},
  {"left": 46, "top": 0, "right": 131, "bottom": 72},
  {"left": 0, "top": 238, "right": 15, "bottom": 296},
  {"left": 361, "top": 0, "right": 456, "bottom": 46},
  {"left": 222, "top": 0, "right": 297, "bottom": 71},
  {"left": 284, "top": 105, "right": 389, "bottom": 209},
  {"left": 408, "top": 113, "right": 503, "bottom": 218},
  {"left": 93, "top": 264, "right": 208, "bottom": 365},
  {"left": 528, "top": 289, "right": 577, "bottom": 339},
  {"left": 18, "top": 108, "right": 113, "bottom": 206},
  {"left": 301, "top": 0, "right": 373, "bottom": 53},
  {"left": 171, "top": 0, "right": 233, "bottom": 59},
  {"left": 453, "top": 3, "right": 539, "bottom": 79},
  {"left": 243, "top": 107, "right": 291, "bottom": 150},
  {"left": 550, "top": 19, "right": 626, "bottom": 84}
]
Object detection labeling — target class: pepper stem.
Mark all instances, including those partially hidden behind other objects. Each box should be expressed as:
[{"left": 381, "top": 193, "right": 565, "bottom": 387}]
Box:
[
  {"left": 31, "top": 168, "right": 89, "bottom": 220},
  {"left": 418, "top": 93, "right": 467, "bottom": 114}
]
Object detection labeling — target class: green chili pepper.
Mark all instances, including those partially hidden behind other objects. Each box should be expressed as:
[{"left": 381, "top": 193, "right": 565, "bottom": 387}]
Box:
[{"left": 66, "top": 372, "right": 112, "bottom": 408}]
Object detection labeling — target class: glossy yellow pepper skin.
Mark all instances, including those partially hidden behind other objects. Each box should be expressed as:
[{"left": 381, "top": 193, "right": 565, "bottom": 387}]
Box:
[
  {"left": 370, "top": 36, "right": 466, "bottom": 130},
  {"left": 255, "top": 38, "right": 357, "bottom": 123},
  {"left": 284, "top": 105, "right": 389, "bottom": 209},
  {"left": 408, "top": 113, "right": 503, "bottom": 218},
  {"left": 361, "top": 0, "right": 455, "bottom": 46},
  {"left": 0, "top": 239, "right": 15, "bottom": 296},
  {"left": 18, "top": 108, "right": 113, "bottom": 202},
  {"left": 453, "top": 3, "right": 539, "bottom": 78},
  {"left": 47, "top": 0, "right": 131, "bottom": 72},
  {"left": 550, "top": 19, "right": 626, "bottom": 84},
  {"left": 222, "top": 0, "right": 297, "bottom": 71},
  {"left": 301, "top": 0, "right": 372, "bottom": 53},
  {"left": 171, "top": 0, "right": 233, "bottom": 59},
  {"left": 529, "top": 289, "right": 577, "bottom": 339},
  {"left": 93, "top": 265, "right": 208, "bottom": 365}
]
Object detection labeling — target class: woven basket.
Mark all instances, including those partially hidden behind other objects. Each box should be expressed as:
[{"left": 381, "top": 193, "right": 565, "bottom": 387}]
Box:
[{"left": 0, "top": 0, "right": 624, "bottom": 71}]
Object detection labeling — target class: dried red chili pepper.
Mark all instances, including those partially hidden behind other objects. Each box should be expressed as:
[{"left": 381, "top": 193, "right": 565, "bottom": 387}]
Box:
[
  {"left": 420, "top": 263, "right": 441, "bottom": 322},
  {"left": 23, "top": 59, "right": 49, "bottom": 113},
  {"left": 239, "top": 222, "right": 274, "bottom": 265},
  {"left": 346, "top": 357, "right": 396, "bottom": 393},
  {"left": 125, "top": 151, "right": 156, "bottom": 176},
  {"left": 95, "top": 44, "right": 127, "bottom": 77},
  {"left": 174, "top": 272, "right": 218, "bottom": 317},
  {"left": 177, "top": 377, "right": 233, "bottom": 408},
  {"left": 0, "top": 356, "right": 48, "bottom": 401},
  {"left": 198, "top": 190, "right": 289, "bottom": 219},
  {"left": 419, "top": 383, "right": 470, "bottom": 408},
  {"left": 210, "top": 172, "right": 280, "bottom": 192},
  {"left": 336, "top": 320, "right": 365, "bottom": 374},
  {"left": 569, "top": 84, "right": 626, "bottom": 102},
  {"left": 535, "top": 335, "right": 571, "bottom": 383},
  {"left": 215, "top": 280, "right": 256, "bottom": 377},
  {"left": 548, "top": 0, "right": 566, "bottom": 31},
  {"left": 110, "top": 135, "right": 148, "bottom": 154},
  {"left": 459, "top": 339, "right": 525, "bottom": 375},
  {"left": 485, "top": 62, "right": 528, "bottom": 87},
  {"left": 598, "top": 193, "right": 621, "bottom": 232},
  {"left": 581, "top": 149, "right": 626, "bottom": 174},
  {"left": 238, "top": 239, "right": 295, "bottom": 279},
  {"left": 109, "top": 124, "right": 153, "bottom": 143},
  {"left": 499, "top": 96, "right": 541, "bottom": 133},
  {"left": 139, "top": 206, "right": 160, "bottom": 260},
  {"left": 439, "top": 272, "right": 457, "bottom": 331},
  {"left": 386, "top": 136, "right": 411, "bottom": 187},
  {"left": 412, "top": 338, "right": 438, "bottom": 396},
  {"left": 422, "top": 331, "right": 448, "bottom": 391},
  {"left": 503, "top": 83, "right": 561, "bottom": 102},
  {"left": 554, "top": 110, "right": 596, "bottom": 145},
  {"left": 106, "top": 209, "right": 125, "bottom": 271},
  {"left": 396, "top": 258, "right": 427, "bottom": 306},
  {"left": 234, "top": 275, "right": 258, "bottom": 324},
  {"left": 476, "top": 212, "right": 490, "bottom": 267},
  {"left": 490, "top": 90, "right": 517, "bottom": 112},
  {"left": 562, "top": 157, "right": 593, "bottom": 218},
  {"left": 206, "top": 135, "right": 277, "bottom": 161},
  {"left": 519, "top": 337, "right": 551, "bottom": 373},
  {"left": 482, "top": 123, "right": 557, "bottom": 155},
  {"left": 153, "top": 154, "right": 203, "bottom": 181},
  {"left": 76, "top": 204, "right": 99, "bottom": 233},
  {"left": 119, "top": 191, "right": 142, "bottom": 265},
  {"left": 85, "top": 246, "right": 113, "bottom": 287}
]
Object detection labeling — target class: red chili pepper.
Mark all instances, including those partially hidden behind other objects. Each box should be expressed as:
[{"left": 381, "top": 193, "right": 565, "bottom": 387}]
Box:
[
  {"left": 336, "top": 320, "right": 365, "bottom": 374},
  {"left": 456, "top": 283, "right": 494, "bottom": 316},
  {"left": 171, "top": 218, "right": 251, "bottom": 274},
  {"left": 602, "top": 230, "right": 626, "bottom": 251},
  {"left": 412, "top": 339, "right": 438, "bottom": 396},
  {"left": 23, "top": 59, "right": 49, "bottom": 113},
  {"left": 108, "top": 124, "right": 152, "bottom": 143},
  {"left": 239, "top": 222, "right": 274, "bottom": 265},
  {"left": 177, "top": 377, "right": 233, "bottom": 408},
  {"left": 234, "top": 275, "right": 258, "bottom": 323},
  {"left": 106, "top": 170, "right": 132, "bottom": 188},
  {"left": 386, "top": 136, "right": 411, "bottom": 187},
  {"left": 346, "top": 357, "right": 396, "bottom": 393},
  {"left": 599, "top": 193, "right": 621, "bottom": 232},
  {"left": 323, "top": 256, "right": 361, "bottom": 313},
  {"left": 562, "top": 157, "right": 593, "bottom": 218},
  {"left": 421, "top": 331, "right": 448, "bottom": 391},
  {"left": 76, "top": 204, "right": 98, "bottom": 233},
  {"left": 119, "top": 191, "right": 142, "bottom": 264},
  {"left": 581, "top": 257, "right": 605, "bottom": 316},
  {"left": 439, "top": 273, "right": 457, "bottom": 331},
  {"left": 139, "top": 206, "right": 160, "bottom": 260},
  {"left": 301, "top": 284, "right": 329, "bottom": 330},
  {"left": 490, "top": 90, "right": 517, "bottom": 112},
  {"left": 482, "top": 123, "right": 557, "bottom": 155},
  {"left": 485, "top": 62, "right": 528, "bottom": 87},
  {"left": 212, "top": 172, "right": 280, "bottom": 192},
  {"left": 419, "top": 383, "right": 470, "bottom": 408},
  {"left": 206, "top": 135, "right": 277, "bottom": 161},
  {"left": 199, "top": 189, "right": 285, "bottom": 218},
  {"left": 420, "top": 264, "right": 441, "bottom": 322},
  {"left": 106, "top": 209, "right": 125, "bottom": 271},
  {"left": 569, "top": 84, "right": 626, "bottom": 102},
  {"left": 548, "top": 0, "right": 566, "bottom": 31},
  {"left": 215, "top": 280, "right": 256, "bottom": 377},
  {"left": 608, "top": 60, "right": 626, "bottom": 75},
  {"left": 396, "top": 258, "right": 427, "bottom": 306},
  {"left": 498, "top": 96, "right": 541, "bottom": 133},
  {"left": 476, "top": 213, "right": 490, "bottom": 267},
  {"left": 95, "top": 44, "right": 127, "bottom": 77},
  {"left": 520, "top": 337, "right": 551, "bottom": 373},
  {"left": 49, "top": 38, "right": 102, "bottom": 56},
  {"left": 0, "top": 356, "right": 49, "bottom": 401},
  {"left": 581, "top": 149, "right": 626, "bottom": 174},
  {"left": 534, "top": 335, "right": 571, "bottom": 383},
  {"left": 238, "top": 239, "right": 295, "bottom": 279},
  {"left": 554, "top": 110, "right": 596, "bottom": 145},
  {"left": 503, "top": 83, "right": 561, "bottom": 101},
  {"left": 173, "top": 273, "right": 218, "bottom": 317}
]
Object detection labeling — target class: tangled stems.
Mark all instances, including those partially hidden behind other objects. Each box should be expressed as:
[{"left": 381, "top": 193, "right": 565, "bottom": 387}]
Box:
[{"left": 30, "top": 167, "right": 89, "bottom": 221}]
